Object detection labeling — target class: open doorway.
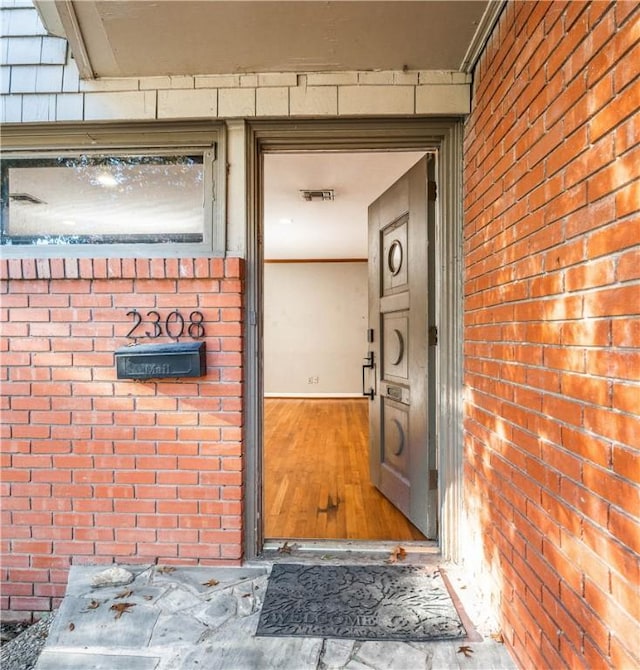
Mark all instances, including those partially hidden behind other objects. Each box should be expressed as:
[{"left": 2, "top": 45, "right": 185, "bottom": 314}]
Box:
[{"left": 262, "top": 151, "right": 430, "bottom": 543}]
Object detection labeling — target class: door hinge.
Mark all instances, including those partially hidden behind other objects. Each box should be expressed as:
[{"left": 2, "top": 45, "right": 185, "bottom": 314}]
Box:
[
  {"left": 429, "top": 325, "right": 438, "bottom": 346},
  {"left": 428, "top": 180, "right": 437, "bottom": 202},
  {"left": 249, "top": 310, "right": 257, "bottom": 326}
]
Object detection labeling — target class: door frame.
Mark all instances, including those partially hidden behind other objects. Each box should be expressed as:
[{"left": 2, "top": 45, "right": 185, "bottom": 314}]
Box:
[{"left": 244, "top": 118, "right": 464, "bottom": 562}]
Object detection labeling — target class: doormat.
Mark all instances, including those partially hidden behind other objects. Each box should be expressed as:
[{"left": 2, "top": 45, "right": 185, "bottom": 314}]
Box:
[{"left": 256, "top": 563, "right": 466, "bottom": 641}]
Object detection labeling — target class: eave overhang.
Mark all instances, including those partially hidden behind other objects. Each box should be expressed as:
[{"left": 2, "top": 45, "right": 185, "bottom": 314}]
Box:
[{"left": 34, "top": 0, "right": 505, "bottom": 81}]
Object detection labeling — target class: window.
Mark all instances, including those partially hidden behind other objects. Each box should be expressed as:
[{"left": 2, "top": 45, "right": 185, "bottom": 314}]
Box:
[
  {"left": 2, "top": 154, "right": 205, "bottom": 245},
  {"left": 0, "top": 123, "right": 225, "bottom": 257}
]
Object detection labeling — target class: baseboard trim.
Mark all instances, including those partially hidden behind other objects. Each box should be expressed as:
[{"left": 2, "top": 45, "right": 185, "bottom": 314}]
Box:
[{"left": 264, "top": 393, "right": 364, "bottom": 399}]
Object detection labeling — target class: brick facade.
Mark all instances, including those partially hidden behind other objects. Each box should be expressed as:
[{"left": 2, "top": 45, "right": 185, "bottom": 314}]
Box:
[
  {"left": 0, "top": 257, "right": 244, "bottom": 617},
  {"left": 463, "top": 2, "right": 639, "bottom": 668},
  {"left": 1, "top": 2, "right": 639, "bottom": 668}
]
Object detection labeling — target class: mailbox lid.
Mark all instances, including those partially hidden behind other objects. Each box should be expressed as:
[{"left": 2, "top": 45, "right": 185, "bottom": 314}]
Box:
[
  {"left": 115, "top": 341, "right": 206, "bottom": 379},
  {"left": 115, "top": 341, "right": 205, "bottom": 356}
]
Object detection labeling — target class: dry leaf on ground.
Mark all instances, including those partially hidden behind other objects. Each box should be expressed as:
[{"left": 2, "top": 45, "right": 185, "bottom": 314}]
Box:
[
  {"left": 202, "top": 579, "right": 220, "bottom": 587},
  {"left": 110, "top": 602, "right": 136, "bottom": 620},
  {"left": 386, "top": 545, "right": 407, "bottom": 563},
  {"left": 82, "top": 600, "right": 100, "bottom": 612},
  {"left": 458, "top": 645, "right": 474, "bottom": 657},
  {"left": 115, "top": 589, "right": 133, "bottom": 599}
]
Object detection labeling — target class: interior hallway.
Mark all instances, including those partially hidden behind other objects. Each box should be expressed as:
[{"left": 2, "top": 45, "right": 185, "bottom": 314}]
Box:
[{"left": 263, "top": 398, "right": 426, "bottom": 541}]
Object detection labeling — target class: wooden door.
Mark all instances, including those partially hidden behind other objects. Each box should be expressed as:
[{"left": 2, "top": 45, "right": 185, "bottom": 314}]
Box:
[{"left": 365, "top": 155, "right": 437, "bottom": 539}]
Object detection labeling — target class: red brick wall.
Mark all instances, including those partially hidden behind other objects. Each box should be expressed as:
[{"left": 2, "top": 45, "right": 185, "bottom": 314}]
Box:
[
  {"left": 464, "top": 1, "right": 639, "bottom": 668},
  {"left": 0, "top": 256, "right": 244, "bottom": 620}
]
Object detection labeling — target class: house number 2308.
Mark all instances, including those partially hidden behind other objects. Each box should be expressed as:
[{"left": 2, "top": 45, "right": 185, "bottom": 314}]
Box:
[{"left": 126, "top": 310, "right": 206, "bottom": 340}]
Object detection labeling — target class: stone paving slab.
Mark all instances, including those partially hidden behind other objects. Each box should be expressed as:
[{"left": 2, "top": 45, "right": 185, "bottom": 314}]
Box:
[
  {"left": 49, "top": 595, "right": 159, "bottom": 648},
  {"left": 35, "top": 563, "right": 516, "bottom": 670},
  {"left": 148, "top": 612, "right": 209, "bottom": 647},
  {"left": 36, "top": 651, "right": 160, "bottom": 670},
  {"left": 169, "top": 612, "right": 324, "bottom": 670}
]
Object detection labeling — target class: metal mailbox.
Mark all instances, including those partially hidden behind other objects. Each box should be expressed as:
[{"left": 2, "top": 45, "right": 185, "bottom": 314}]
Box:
[{"left": 115, "top": 341, "right": 206, "bottom": 380}]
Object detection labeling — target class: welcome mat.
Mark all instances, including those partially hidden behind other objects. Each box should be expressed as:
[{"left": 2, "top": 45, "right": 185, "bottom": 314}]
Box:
[{"left": 256, "top": 563, "right": 466, "bottom": 641}]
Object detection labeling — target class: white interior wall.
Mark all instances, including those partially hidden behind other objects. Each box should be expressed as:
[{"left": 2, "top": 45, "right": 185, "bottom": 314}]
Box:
[{"left": 264, "top": 262, "right": 367, "bottom": 397}]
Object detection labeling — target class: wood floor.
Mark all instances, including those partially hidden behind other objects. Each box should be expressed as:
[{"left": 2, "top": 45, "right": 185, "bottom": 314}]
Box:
[{"left": 263, "top": 398, "right": 426, "bottom": 541}]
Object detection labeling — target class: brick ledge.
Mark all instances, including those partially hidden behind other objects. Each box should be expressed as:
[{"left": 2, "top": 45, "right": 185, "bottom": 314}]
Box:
[{"left": 0, "top": 257, "right": 244, "bottom": 281}]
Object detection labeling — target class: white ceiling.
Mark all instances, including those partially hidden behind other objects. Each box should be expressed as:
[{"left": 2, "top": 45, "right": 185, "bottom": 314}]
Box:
[
  {"left": 264, "top": 151, "right": 427, "bottom": 260},
  {"left": 38, "top": 1, "right": 494, "bottom": 78}
]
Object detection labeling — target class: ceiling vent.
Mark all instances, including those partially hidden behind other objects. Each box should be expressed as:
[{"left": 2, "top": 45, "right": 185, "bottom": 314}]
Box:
[
  {"left": 10, "top": 193, "right": 46, "bottom": 205},
  {"left": 300, "top": 189, "right": 334, "bottom": 202}
]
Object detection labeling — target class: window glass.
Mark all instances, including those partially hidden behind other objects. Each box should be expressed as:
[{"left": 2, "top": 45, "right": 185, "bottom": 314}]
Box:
[{"left": 1, "top": 154, "right": 204, "bottom": 245}]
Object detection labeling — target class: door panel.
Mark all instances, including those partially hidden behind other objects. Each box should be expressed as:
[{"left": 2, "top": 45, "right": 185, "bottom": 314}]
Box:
[
  {"left": 382, "top": 312, "right": 408, "bottom": 380},
  {"left": 382, "top": 216, "right": 408, "bottom": 291},
  {"left": 366, "top": 155, "right": 436, "bottom": 538}
]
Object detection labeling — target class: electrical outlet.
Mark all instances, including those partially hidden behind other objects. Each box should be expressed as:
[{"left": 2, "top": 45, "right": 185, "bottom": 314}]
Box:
[{"left": 307, "top": 376, "right": 319, "bottom": 384}]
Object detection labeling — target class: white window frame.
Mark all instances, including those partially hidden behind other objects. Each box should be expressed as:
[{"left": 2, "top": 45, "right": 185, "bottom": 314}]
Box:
[{"left": 0, "top": 121, "right": 226, "bottom": 258}]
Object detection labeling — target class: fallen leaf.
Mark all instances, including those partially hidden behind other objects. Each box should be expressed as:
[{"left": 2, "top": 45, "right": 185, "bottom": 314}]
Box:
[
  {"left": 386, "top": 545, "right": 407, "bottom": 563},
  {"left": 115, "top": 589, "right": 133, "bottom": 599},
  {"left": 202, "top": 579, "right": 219, "bottom": 587},
  {"left": 143, "top": 595, "right": 154, "bottom": 601},
  {"left": 277, "top": 541, "right": 299, "bottom": 554},
  {"left": 458, "top": 645, "right": 474, "bottom": 658},
  {"left": 490, "top": 631, "right": 505, "bottom": 644},
  {"left": 155, "top": 566, "right": 175, "bottom": 574},
  {"left": 110, "top": 602, "right": 136, "bottom": 620},
  {"left": 242, "top": 593, "right": 251, "bottom": 598},
  {"left": 68, "top": 623, "right": 75, "bottom": 631},
  {"left": 82, "top": 600, "right": 101, "bottom": 612}
]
